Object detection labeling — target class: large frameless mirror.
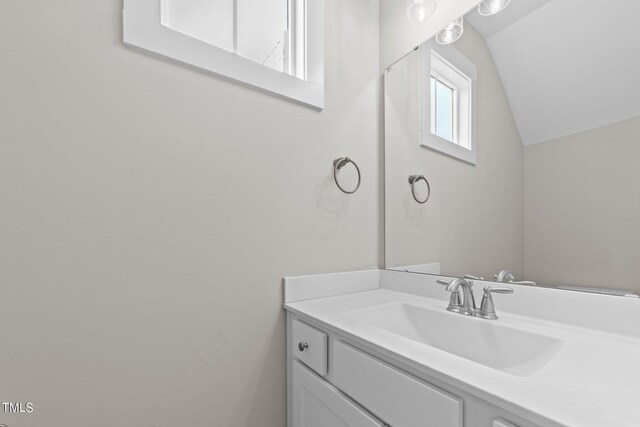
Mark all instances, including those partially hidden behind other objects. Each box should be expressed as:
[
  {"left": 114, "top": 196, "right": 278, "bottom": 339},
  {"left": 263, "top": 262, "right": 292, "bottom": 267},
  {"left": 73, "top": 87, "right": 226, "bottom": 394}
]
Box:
[{"left": 384, "top": 0, "right": 640, "bottom": 297}]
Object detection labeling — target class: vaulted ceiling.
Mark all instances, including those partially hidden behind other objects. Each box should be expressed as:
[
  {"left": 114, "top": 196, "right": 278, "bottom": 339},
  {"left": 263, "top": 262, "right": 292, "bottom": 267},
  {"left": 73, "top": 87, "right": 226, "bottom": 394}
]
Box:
[{"left": 466, "top": 0, "right": 640, "bottom": 146}]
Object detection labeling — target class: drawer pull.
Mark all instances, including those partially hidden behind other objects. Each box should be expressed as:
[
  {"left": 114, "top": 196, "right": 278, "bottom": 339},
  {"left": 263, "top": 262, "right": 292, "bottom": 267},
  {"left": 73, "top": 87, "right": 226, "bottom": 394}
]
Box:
[{"left": 292, "top": 319, "right": 328, "bottom": 375}]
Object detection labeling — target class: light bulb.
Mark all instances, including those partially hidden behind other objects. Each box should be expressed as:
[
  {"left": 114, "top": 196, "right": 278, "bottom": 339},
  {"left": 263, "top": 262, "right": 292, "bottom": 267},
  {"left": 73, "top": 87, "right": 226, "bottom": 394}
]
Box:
[
  {"left": 436, "top": 17, "right": 464, "bottom": 45},
  {"left": 407, "top": 0, "right": 437, "bottom": 23},
  {"left": 477, "top": 0, "right": 512, "bottom": 16}
]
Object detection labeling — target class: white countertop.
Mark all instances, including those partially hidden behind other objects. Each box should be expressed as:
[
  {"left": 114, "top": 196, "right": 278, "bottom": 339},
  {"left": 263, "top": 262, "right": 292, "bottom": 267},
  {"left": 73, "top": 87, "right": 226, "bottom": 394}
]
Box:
[{"left": 283, "top": 269, "right": 640, "bottom": 427}]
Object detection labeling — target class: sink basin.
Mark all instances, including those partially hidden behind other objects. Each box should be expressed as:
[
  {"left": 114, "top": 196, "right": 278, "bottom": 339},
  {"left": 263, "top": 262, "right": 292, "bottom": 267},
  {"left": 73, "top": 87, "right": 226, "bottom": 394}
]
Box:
[{"left": 345, "top": 302, "right": 564, "bottom": 376}]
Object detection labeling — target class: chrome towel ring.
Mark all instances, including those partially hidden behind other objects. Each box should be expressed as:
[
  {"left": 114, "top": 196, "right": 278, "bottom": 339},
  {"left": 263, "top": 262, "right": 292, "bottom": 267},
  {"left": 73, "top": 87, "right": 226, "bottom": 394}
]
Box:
[
  {"left": 333, "top": 157, "right": 361, "bottom": 194},
  {"left": 408, "top": 175, "right": 431, "bottom": 204}
]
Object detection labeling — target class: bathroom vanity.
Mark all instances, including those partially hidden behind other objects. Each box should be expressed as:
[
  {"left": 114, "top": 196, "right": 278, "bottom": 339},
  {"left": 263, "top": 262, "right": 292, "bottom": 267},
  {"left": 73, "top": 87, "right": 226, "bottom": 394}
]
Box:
[{"left": 284, "top": 270, "right": 640, "bottom": 427}]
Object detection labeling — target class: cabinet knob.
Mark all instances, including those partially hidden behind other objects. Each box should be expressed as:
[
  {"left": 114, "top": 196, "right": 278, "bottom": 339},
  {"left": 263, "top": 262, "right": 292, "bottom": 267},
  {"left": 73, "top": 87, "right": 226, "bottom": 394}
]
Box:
[{"left": 298, "top": 342, "right": 309, "bottom": 352}]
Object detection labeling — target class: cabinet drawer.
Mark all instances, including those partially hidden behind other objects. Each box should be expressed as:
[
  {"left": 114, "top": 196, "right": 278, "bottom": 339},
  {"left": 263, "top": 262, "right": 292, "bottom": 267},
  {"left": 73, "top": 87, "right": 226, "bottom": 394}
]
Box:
[
  {"left": 292, "top": 361, "right": 384, "bottom": 427},
  {"left": 292, "top": 320, "right": 328, "bottom": 376},
  {"left": 333, "top": 341, "right": 463, "bottom": 427}
]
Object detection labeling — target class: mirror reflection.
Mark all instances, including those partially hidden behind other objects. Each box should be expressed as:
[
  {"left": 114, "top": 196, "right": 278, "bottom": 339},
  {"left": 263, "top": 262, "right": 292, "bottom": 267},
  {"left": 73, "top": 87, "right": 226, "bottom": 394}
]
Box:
[{"left": 384, "top": 0, "right": 640, "bottom": 296}]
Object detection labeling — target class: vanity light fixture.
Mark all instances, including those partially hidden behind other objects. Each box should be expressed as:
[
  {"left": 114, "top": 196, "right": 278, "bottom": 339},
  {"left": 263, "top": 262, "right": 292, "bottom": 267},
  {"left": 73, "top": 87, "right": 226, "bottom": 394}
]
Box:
[
  {"left": 477, "top": 0, "right": 511, "bottom": 16},
  {"left": 407, "top": 0, "right": 437, "bottom": 23},
  {"left": 436, "top": 17, "right": 464, "bottom": 44}
]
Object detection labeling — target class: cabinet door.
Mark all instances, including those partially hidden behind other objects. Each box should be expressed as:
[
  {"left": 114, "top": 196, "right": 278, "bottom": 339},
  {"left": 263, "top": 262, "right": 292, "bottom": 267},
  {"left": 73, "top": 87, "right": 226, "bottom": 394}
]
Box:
[{"left": 292, "top": 361, "right": 384, "bottom": 427}]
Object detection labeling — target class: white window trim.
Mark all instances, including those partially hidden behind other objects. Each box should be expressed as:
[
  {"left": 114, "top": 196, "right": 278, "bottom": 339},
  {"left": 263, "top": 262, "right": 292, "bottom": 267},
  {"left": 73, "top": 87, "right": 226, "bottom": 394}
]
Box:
[
  {"left": 420, "top": 43, "right": 477, "bottom": 165},
  {"left": 123, "top": 0, "right": 324, "bottom": 109}
]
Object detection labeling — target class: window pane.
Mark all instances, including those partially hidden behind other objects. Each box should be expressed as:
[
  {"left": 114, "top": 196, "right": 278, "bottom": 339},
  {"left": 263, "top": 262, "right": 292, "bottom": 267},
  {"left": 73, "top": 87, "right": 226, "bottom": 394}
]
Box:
[
  {"left": 434, "top": 79, "right": 453, "bottom": 142},
  {"left": 237, "top": 0, "right": 289, "bottom": 72},
  {"left": 163, "top": 0, "right": 234, "bottom": 52},
  {"left": 163, "top": 0, "right": 291, "bottom": 73}
]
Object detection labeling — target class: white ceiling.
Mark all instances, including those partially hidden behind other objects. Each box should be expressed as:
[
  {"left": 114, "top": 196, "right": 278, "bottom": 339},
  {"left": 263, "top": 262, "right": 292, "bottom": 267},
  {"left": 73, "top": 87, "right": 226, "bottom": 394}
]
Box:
[{"left": 466, "top": 0, "right": 640, "bottom": 146}]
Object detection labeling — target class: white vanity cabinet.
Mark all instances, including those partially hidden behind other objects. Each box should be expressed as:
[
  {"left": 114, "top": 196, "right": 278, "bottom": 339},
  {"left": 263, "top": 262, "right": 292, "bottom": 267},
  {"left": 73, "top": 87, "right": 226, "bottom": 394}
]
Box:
[{"left": 287, "top": 313, "right": 540, "bottom": 427}]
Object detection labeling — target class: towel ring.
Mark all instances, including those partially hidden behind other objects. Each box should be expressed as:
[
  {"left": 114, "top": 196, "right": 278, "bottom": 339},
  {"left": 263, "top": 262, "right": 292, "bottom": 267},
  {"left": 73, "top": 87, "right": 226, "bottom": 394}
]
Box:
[
  {"left": 408, "top": 175, "right": 431, "bottom": 204},
  {"left": 333, "top": 157, "right": 361, "bottom": 194}
]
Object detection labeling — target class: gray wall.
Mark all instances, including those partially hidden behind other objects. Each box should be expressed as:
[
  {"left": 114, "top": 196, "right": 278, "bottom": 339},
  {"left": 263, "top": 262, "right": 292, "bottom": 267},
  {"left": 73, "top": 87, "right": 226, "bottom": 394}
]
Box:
[
  {"left": 384, "top": 25, "right": 525, "bottom": 280},
  {"left": 524, "top": 116, "right": 640, "bottom": 291},
  {"left": 0, "top": 1, "right": 379, "bottom": 426}
]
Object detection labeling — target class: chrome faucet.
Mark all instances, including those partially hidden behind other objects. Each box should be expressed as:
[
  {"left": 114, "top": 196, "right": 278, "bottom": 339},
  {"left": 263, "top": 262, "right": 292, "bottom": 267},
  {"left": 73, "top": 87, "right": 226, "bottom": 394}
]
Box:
[
  {"left": 495, "top": 269, "right": 537, "bottom": 286},
  {"left": 438, "top": 278, "right": 476, "bottom": 316},
  {"left": 495, "top": 270, "right": 515, "bottom": 283},
  {"left": 438, "top": 277, "right": 514, "bottom": 320}
]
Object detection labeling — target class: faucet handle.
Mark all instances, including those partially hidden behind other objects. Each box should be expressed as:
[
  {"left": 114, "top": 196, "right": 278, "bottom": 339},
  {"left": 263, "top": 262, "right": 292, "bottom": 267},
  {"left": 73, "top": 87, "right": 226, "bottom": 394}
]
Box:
[
  {"left": 476, "top": 286, "right": 513, "bottom": 320},
  {"left": 484, "top": 286, "right": 514, "bottom": 294},
  {"left": 510, "top": 280, "right": 537, "bottom": 286},
  {"left": 464, "top": 275, "right": 484, "bottom": 281}
]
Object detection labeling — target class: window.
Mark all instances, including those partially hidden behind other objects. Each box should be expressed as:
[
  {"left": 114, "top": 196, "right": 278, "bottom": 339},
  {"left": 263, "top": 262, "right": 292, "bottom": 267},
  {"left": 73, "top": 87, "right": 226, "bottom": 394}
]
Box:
[
  {"left": 123, "top": 0, "right": 324, "bottom": 109},
  {"left": 421, "top": 46, "right": 477, "bottom": 164}
]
